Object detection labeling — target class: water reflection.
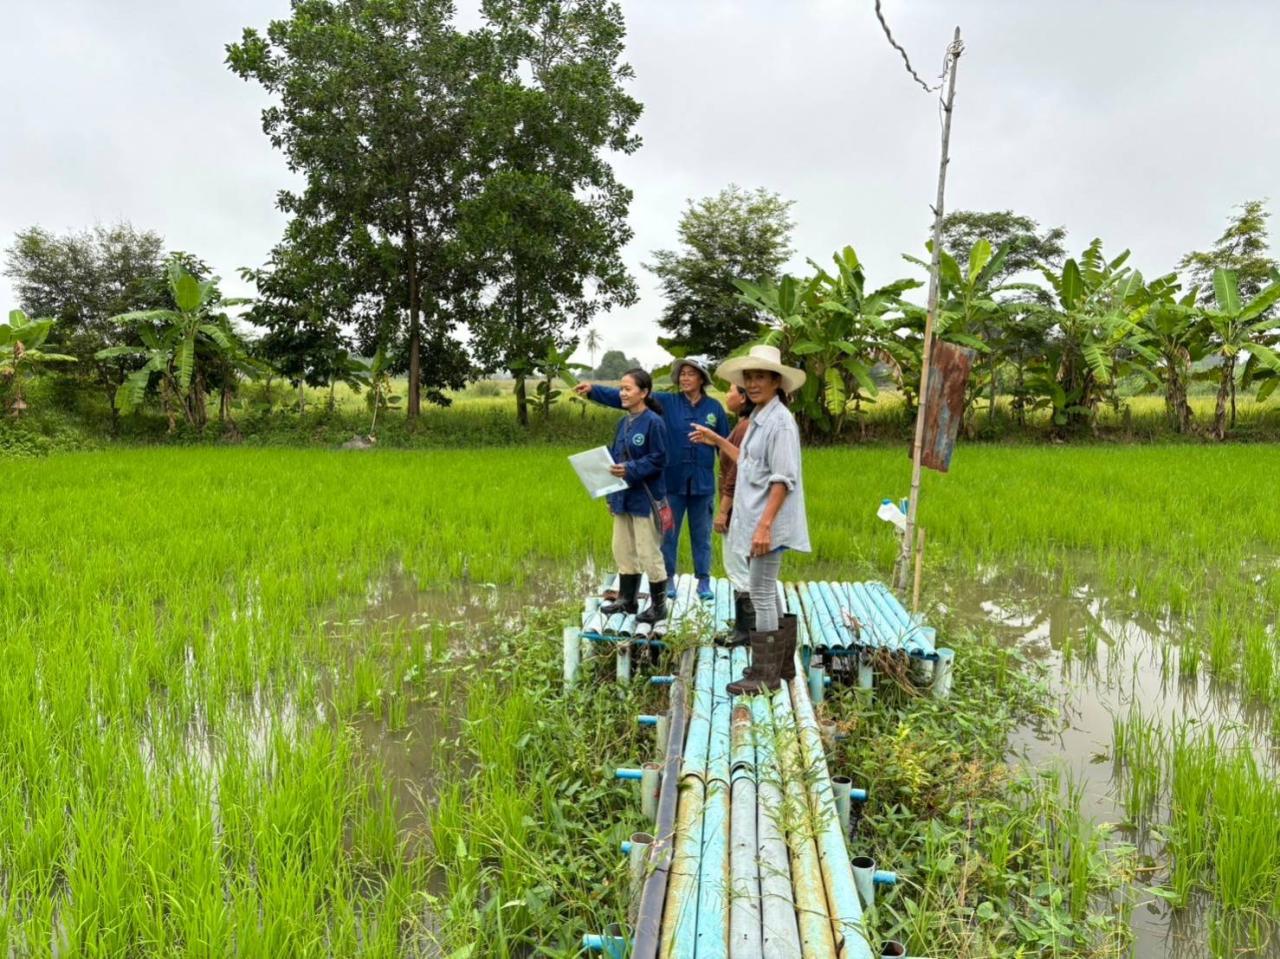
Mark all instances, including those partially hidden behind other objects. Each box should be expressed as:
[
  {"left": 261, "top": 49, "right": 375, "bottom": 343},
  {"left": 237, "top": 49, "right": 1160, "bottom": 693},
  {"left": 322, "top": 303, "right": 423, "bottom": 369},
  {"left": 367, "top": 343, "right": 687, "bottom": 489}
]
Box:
[{"left": 939, "top": 565, "right": 1280, "bottom": 958}]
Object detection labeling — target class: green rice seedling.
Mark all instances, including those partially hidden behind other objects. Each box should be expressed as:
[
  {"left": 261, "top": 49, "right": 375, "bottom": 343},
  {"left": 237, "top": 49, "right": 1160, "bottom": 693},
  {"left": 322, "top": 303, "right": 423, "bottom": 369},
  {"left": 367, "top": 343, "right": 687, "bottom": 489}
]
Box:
[{"left": 1110, "top": 705, "right": 1164, "bottom": 828}]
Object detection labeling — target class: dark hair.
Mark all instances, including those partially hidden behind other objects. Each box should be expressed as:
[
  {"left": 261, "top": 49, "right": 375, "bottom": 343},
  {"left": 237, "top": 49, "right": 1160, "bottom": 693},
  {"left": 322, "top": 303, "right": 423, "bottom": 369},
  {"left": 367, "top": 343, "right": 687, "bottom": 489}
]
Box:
[
  {"left": 733, "top": 384, "right": 756, "bottom": 417},
  {"left": 621, "top": 368, "right": 664, "bottom": 415}
]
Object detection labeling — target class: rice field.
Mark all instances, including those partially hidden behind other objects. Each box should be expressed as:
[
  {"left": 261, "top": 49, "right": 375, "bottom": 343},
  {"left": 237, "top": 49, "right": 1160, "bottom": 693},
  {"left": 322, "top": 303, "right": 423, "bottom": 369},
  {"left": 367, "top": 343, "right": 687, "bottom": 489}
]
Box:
[{"left": 2, "top": 444, "right": 1279, "bottom": 955}]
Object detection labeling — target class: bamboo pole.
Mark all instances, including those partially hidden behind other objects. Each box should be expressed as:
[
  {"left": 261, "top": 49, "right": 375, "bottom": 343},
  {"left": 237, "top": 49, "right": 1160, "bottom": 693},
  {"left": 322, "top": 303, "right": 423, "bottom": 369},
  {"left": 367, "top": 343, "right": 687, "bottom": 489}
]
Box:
[
  {"left": 898, "top": 27, "right": 964, "bottom": 590},
  {"left": 911, "top": 527, "right": 925, "bottom": 614}
]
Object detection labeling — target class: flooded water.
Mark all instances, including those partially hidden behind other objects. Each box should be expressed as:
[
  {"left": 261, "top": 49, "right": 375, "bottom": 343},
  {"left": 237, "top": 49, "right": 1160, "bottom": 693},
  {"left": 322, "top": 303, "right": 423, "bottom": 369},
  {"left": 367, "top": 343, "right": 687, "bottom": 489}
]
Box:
[{"left": 938, "top": 565, "right": 1280, "bottom": 958}]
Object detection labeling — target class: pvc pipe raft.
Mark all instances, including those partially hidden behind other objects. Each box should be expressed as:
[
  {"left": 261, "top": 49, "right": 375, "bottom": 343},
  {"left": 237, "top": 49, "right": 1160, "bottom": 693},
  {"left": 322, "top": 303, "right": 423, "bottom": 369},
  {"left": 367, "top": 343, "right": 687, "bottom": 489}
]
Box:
[
  {"left": 660, "top": 646, "right": 714, "bottom": 956},
  {"left": 752, "top": 680, "right": 802, "bottom": 959},
  {"left": 787, "top": 671, "right": 874, "bottom": 959},
  {"left": 632, "top": 647, "right": 694, "bottom": 959},
  {"left": 604, "top": 576, "right": 904, "bottom": 959},
  {"left": 695, "top": 648, "right": 731, "bottom": 959},
  {"left": 769, "top": 680, "right": 836, "bottom": 956},
  {"left": 728, "top": 647, "right": 761, "bottom": 957}
]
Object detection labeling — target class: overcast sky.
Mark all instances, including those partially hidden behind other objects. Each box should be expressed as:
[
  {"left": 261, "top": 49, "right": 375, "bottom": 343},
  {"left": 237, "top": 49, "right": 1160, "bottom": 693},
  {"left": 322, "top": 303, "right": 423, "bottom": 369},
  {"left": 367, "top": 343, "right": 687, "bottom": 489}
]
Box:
[{"left": 3, "top": 0, "right": 1278, "bottom": 367}]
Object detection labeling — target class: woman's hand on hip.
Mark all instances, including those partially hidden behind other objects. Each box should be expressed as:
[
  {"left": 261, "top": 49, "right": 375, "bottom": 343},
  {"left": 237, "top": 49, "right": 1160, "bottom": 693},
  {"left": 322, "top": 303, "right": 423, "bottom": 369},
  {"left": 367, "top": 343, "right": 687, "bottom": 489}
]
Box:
[{"left": 751, "top": 521, "right": 773, "bottom": 557}]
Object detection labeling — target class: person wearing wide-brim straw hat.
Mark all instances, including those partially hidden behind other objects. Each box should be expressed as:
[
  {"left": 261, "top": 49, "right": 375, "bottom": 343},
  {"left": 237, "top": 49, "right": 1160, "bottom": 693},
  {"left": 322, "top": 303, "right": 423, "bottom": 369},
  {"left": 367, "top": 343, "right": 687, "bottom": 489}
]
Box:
[{"left": 710, "top": 344, "right": 810, "bottom": 696}]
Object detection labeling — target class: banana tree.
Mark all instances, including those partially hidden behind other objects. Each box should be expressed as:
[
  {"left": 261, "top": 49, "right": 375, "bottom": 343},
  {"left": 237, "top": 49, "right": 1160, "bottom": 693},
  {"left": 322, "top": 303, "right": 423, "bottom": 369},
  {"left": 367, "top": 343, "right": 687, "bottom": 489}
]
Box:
[
  {"left": 1029, "top": 240, "right": 1152, "bottom": 431},
  {"left": 734, "top": 247, "right": 920, "bottom": 440},
  {"left": 0, "top": 311, "right": 77, "bottom": 416},
  {"left": 1133, "top": 277, "right": 1205, "bottom": 434},
  {"left": 903, "top": 238, "right": 1039, "bottom": 428},
  {"left": 1202, "top": 268, "right": 1280, "bottom": 439},
  {"left": 533, "top": 342, "right": 590, "bottom": 420},
  {"left": 95, "top": 262, "right": 253, "bottom": 432}
]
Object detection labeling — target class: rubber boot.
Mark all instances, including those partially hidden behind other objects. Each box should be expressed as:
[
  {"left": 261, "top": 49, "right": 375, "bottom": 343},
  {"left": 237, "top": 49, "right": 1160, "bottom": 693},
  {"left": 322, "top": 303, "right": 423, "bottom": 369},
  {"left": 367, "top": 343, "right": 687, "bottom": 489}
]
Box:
[
  {"left": 636, "top": 579, "right": 668, "bottom": 625},
  {"left": 696, "top": 576, "right": 714, "bottom": 601},
  {"left": 715, "top": 592, "right": 753, "bottom": 649},
  {"left": 726, "top": 629, "right": 784, "bottom": 696},
  {"left": 778, "top": 612, "right": 798, "bottom": 681},
  {"left": 600, "top": 573, "right": 640, "bottom": 616}
]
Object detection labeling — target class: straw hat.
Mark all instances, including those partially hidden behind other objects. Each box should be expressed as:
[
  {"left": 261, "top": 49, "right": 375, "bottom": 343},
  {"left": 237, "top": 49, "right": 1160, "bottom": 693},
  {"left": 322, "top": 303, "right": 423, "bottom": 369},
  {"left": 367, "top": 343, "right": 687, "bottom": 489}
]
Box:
[{"left": 715, "top": 344, "right": 806, "bottom": 394}]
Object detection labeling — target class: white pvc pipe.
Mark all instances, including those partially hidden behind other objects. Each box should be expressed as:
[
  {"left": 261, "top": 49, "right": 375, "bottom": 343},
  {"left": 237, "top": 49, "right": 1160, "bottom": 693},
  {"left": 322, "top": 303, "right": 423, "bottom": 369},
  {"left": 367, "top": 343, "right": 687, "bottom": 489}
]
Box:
[
  {"left": 641, "top": 762, "right": 661, "bottom": 822},
  {"left": 932, "top": 647, "right": 954, "bottom": 699},
  {"left": 617, "top": 642, "right": 632, "bottom": 683},
  {"left": 628, "top": 832, "right": 653, "bottom": 923},
  {"left": 851, "top": 855, "right": 876, "bottom": 908},
  {"left": 832, "top": 775, "right": 852, "bottom": 835},
  {"left": 563, "top": 625, "right": 580, "bottom": 689},
  {"left": 857, "top": 655, "right": 875, "bottom": 691},
  {"left": 808, "top": 664, "right": 825, "bottom": 704}
]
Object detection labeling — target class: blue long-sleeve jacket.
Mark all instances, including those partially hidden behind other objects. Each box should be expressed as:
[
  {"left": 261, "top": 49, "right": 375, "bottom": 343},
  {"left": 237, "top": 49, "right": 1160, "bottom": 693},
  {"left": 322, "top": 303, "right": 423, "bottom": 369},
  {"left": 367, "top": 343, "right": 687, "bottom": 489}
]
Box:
[
  {"left": 606, "top": 408, "right": 668, "bottom": 517},
  {"left": 589, "top": 386, "right": 728, "bottom": 497}
]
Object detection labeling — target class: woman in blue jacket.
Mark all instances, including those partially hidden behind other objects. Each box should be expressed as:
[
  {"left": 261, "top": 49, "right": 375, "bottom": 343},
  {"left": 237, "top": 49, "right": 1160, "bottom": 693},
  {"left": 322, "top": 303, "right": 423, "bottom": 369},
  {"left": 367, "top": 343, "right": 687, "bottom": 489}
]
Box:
[
  {"left": 576, "top": 357, "right": 727, "bottom": 601},
  {"left": 597, "top": 369, "right": 670, "bottom": 624}
]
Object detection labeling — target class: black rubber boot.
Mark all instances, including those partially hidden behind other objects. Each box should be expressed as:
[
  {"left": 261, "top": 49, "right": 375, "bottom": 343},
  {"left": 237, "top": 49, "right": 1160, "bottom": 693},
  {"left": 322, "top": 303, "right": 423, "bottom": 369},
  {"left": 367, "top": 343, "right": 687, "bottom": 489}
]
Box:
[
  {"left": 778, "top": 612, "right": 798, "bottom": 681},
  {"left": 726, "top": 629, "right": 784, "bottom": 696},
  {"left": 600, "top": 574, "right": 640, "bottom": 616},
  {"left": 636, "top": 579, "right": 668, "bottom": 625},
  {"left": 715, "top": 592, "right": 753, "bottom": 648}
]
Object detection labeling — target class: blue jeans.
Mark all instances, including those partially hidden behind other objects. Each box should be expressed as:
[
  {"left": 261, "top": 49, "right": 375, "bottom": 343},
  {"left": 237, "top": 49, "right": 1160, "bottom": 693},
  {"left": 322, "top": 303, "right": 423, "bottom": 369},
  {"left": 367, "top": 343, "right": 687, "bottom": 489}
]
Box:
[{"left": 663, "top": 492, "right": 714, "bottom": 581}]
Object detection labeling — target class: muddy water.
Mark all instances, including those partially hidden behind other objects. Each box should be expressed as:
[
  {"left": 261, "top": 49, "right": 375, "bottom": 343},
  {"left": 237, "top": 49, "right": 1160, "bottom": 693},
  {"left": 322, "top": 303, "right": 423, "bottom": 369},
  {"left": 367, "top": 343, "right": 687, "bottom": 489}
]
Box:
[
  {"left": 937, "top": 566, "right": 1279, "bottom": 958},
  {"left": 335, "top": 561, "right": 600, "bottom": 847}
]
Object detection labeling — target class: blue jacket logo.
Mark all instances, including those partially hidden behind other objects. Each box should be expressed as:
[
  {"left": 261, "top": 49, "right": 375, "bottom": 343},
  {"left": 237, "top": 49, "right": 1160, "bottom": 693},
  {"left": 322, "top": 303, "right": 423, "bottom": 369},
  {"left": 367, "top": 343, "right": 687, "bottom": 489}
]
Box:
[
  {"left": 706, "top": 413, "right": 717, "bottom": 427},
  {"left": 632, "top": 433, "right": 645, "bottom": 446}
]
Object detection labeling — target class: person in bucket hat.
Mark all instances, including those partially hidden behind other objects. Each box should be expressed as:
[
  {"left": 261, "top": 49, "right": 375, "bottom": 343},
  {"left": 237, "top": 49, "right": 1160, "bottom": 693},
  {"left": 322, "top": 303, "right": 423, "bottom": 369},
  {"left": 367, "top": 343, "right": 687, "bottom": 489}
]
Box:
[
  {"left": 576, "top": 354, "right": 729, "bottom": 603},
  {"left": 711, "top": 344, "right": 810, "bottom": 696}
]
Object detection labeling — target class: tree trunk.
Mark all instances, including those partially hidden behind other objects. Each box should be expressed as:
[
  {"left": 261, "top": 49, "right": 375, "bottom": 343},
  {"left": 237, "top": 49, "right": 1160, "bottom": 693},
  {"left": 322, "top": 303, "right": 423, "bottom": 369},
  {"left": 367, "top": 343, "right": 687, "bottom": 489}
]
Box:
[
  {"left": 406, "top": 225, "right": 422, "bottom": 420},
  {"left": 220, "top": 385, "right": 241, "bottom": 440},
  {"left": 988, "top": 353, "right": 998, "bottom": 424},
  {"left": 1214, "top": 355, "right": 1234, "bottom": 440},
  {"left": 1230, "top": 372, "right": 1237, "bottom": 428},
  {"left": 298, "top": 381, "right": 305, "bottom": 415},
  {"left": 514, "top": 376, "right": 529, "bottom": 427}
]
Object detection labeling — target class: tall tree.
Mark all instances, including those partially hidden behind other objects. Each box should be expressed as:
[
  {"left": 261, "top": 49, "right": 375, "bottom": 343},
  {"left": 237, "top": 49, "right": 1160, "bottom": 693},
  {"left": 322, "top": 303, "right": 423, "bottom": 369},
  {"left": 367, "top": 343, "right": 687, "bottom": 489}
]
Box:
[
  {"left": 1179, "top": 200, "right": 1277, "bottom": 300},
  {"left": 648, "top": 185, "right": 794, "bottom": 360},
  {"left": 937, "top": 210, "right": 1067, "bottom": 426},
  {"left": 1179, "top": 199, "right": 1279, "bottom": 426},
  {"left": 461, "top": 0, "right": 641, "bottom": 426},
  {"left": 940, "top": 210, "right": 1066, "bottom": 285},
  {"left": 228, "top": 0, "right": 480, "bottom": 419},
  {"left": 4, "top": 223, "right": 169, "bottom": 419}
]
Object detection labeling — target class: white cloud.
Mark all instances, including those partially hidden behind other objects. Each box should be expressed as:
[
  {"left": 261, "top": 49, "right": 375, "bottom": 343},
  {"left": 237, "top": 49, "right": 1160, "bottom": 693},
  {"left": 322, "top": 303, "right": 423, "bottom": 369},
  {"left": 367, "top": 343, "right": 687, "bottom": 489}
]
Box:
[{"left": 3, "top": 0, "right": 1277, "bottom": 369}]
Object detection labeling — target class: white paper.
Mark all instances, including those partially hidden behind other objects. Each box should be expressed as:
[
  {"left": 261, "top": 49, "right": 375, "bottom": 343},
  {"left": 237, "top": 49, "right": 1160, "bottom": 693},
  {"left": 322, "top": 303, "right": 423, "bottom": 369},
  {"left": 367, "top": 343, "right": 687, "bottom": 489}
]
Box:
[{"left": 569, "top": 446, "right": 629, "bottom": 499}]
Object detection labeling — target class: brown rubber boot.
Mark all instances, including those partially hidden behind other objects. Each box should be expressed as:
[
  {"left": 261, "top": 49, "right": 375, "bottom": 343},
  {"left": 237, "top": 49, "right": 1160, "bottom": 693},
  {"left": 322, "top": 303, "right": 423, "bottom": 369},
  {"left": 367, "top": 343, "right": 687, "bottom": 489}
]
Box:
[
  {"left": 726, "top": 629, "right": 784, "bottom": 696},
  {"left": 778, "top": 613, "right": 798, "bottom": 681}
]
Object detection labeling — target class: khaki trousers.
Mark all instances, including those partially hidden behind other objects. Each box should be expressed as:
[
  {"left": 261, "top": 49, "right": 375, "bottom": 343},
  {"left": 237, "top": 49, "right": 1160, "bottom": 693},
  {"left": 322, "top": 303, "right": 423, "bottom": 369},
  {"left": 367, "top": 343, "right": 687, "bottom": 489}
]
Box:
[{"left": 612, "top": 513, "right": 666, "bottom": 582}]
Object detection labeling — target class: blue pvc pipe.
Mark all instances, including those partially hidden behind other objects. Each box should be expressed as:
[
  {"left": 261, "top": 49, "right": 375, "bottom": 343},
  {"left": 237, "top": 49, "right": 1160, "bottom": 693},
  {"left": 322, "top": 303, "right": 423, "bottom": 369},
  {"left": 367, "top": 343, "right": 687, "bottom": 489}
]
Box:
[
  {"left": 636, "top": 715, "right": 659, "bottom": 727},
  {"left": 649, "top": 675, "right": 675, "bottom": 686},
  {"left": 751, "top": 677, "right": 802, "bottom": 954},
  {"left": 787, "top": 669, "right": 874, "bottom": 959},
  {"left": 615, "top": 768, "right": 643, "bottom": 781},
  {"left": 874, "top": 870, "right": 898, "bottom": 885},
  {"left": 693, "top": 647, "right": 731, "bottom": 958}
]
